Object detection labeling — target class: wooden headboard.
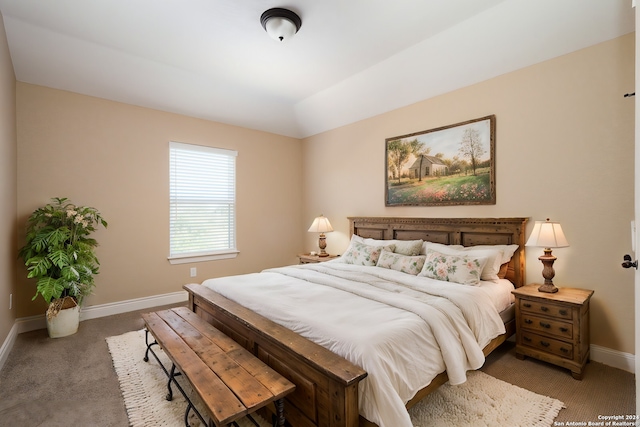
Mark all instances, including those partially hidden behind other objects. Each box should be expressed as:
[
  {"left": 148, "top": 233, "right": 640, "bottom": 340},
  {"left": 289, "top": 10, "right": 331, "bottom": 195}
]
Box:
[{"left": 348, "top": 217, "right": 528, "bottom": 288}]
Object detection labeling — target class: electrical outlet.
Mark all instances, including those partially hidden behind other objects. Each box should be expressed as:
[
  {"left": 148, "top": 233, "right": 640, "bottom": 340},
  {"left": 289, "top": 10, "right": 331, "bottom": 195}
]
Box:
[
  {"left": 9, "top": 293, "right": 12, "bottom": 310},
  {"left": 190, "top": 267, "right": 197, "bottom": 278}
]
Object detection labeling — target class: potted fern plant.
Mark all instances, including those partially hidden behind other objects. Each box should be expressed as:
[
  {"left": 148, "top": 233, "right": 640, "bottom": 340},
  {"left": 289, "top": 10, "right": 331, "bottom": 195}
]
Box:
[{"left": 18, "top": 197, "right": 107, "bottom": 338}]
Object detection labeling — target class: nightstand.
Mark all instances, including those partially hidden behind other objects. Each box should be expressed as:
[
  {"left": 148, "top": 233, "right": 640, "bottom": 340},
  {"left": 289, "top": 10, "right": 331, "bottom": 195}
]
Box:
[
  {"left": 512, "top": 284, "right": 594, "bottom": 380},
  {"left": 298, "top": 253, "right": 339, "bottom": 264}
]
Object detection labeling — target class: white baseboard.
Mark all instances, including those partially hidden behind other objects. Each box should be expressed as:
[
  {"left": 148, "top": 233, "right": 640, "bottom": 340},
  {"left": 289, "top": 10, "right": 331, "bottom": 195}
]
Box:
[
  {"left": 590, "top": 344, "right": 635, "bottom": 373},
  {"left": 0, "top": 290, "right": 189, "bottom": 372},
  {"left": 0, "top": 321, "right": 18, "bottom": 374},
  {"left": 79, "top": 290, "right": 188, "bottom": 321}
]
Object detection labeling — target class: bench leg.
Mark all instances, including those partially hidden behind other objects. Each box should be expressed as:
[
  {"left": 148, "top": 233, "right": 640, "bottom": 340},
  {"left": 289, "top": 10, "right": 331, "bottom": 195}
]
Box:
[
  {"left": 184, "top": 400, "right": 209, "bottom": 427},
  {"left": 185, "top": 402, "right": 200, "bottom": 427},
  {"left": 274, "top": 398, "right": 285, "bottom": 427},
  {"left": 167, "top": 363, "right": 178, "bottom": 401},
  {"left": 143, "top": 329, "right": 159, "bottom": 362},
  {"left": 143, "top": 330, "right": 175, "bottom": 388},
  {"left": 185, "top": 402, "right": 192, "bottom": 427}
]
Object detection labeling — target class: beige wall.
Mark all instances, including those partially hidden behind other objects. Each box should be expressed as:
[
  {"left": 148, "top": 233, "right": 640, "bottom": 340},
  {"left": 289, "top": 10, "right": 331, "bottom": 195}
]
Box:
[
  {"left": 0, "top": 13, "right": 17, "bottom": 349},
  {"left": 15, "top": 84, "right": 303, "bottom": 317},
  {"left": 7, "top": 30, "right": 636, "bottom": 356},
  {"left": 302, "top": 34, "right": 636, "bottom": 354}
]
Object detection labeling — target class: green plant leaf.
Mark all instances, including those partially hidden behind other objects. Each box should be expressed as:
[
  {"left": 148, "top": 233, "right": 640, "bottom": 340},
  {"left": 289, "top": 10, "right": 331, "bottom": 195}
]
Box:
[
  {"left": 26, "top": 256, "right": 52, "bottom": 278},
  {"left": 30, "top": 231, "right": 51, "bottom": 253},
  {"left": 46, "top": 227, "right": 71, "bottom": 247},
  {"left": 35, "top": 277, "right": 64, "bottom": 303},
  {"left": 61, "top": 265, "right": 80, "bottom": 281},
  {"left": 48, "top": 249, "right": 70, "bottom": 269}
]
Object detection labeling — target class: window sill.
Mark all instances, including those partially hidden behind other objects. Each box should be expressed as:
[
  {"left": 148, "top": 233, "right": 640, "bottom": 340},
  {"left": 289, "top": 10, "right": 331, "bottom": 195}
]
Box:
[{"left": 168, "top": 250, "right": 239, "bottom": 265}]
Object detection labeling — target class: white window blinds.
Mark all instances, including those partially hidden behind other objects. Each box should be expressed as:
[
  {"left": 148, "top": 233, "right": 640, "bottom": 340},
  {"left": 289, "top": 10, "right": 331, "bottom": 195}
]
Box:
[{"left": 169, "top": 142, "right": 238, "bottom": 262}]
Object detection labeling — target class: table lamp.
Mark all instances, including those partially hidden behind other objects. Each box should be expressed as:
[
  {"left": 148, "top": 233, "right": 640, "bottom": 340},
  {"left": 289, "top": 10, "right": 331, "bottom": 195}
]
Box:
[
  {"left": 308, "top": 215, "right": 333, "bottom": 257},
  {"left": 525, "top": 218, "right": 569, "bottom": 293}
]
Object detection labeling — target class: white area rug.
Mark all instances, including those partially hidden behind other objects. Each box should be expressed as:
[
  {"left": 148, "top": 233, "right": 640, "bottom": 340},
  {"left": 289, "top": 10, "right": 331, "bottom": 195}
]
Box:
[
  {"left": 410, "top": 371, "right": 565, "bottom": 427},
  {"left": 107, "top": 329, "right": 564, "bottom": 427}
]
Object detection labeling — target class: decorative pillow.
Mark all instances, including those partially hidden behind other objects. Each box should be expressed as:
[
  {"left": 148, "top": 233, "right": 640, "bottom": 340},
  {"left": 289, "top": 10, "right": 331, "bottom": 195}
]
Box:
[
  {"left": 419, "top": 249, "right": 488, "bottom": 286},
  {"left": 423, "top": 245, "right": 503, "bottom": 282},
  {"left": 376, "top": 249, "right": 426, "bottom": 275},
  {"left": 341, "top": 241, "right": 393, "bottom": 266},
  {"left": 343, "top": 234, "right": 372, "bottom": 254},
  {"left": 353, "top": 235, "right": 423, "bottom": 256},
  {"left": 345, "top": 234, "right": 395, "bottom": 253},
  {"left": 461, "top": 248, "right": 503, "bottom": 281},
  {"left": 391, "top": 239, "right": 423, "bottom": 256}
]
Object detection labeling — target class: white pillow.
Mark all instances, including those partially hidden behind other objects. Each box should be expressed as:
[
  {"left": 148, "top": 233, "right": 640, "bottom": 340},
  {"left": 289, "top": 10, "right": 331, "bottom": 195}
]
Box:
[
  {"left": 421, "top": 241, "right": 464, "bottom": 255},
  {"left": 419, "top": 249, "right": 488, "bottom": 286},
  {"left": 351, "top": 234, "right": 367, "bottom": 244},
  {"left": 470, "top": 244, "right": 519, "bottom": 264},
  {"left": 376, "top": 249, "right": 426, "bottom": 275},
  {"left": 424, "top": 244, "right": 503, "bottom": 282}
]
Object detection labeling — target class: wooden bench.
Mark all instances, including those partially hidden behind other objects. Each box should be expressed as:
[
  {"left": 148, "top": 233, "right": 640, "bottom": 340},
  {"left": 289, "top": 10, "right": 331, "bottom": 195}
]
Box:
[{"left": 142, "top": 307, "right": 296, "bottom": 427}]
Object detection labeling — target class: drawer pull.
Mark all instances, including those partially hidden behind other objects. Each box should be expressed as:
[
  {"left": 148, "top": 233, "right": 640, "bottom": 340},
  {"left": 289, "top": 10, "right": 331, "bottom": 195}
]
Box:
[
  {"left": 523, "top": 303, "right": 532, "bottom": 308},
  {"left": 539, "top": 322, "right": 551, "bottom": 329},
  {"left": 560, "top": 347, "right": 569, "bottom": 353},
  {"left": 540, "top": 341, "right": 550, "bottom": 347},
  {"left": 560, "top": 327, "right": 569, "bottom": 333},
  {"left": 559, "top": 309, "right": 568, "bottom": 316},
  {"left": 524, "top": 319, "right": 533, "bottom": 324},
  {"left": 540, "top": 306, "right": 549, "bottom": 312},
  {"left": 523, "top": 336, "right": 532, "bottom": 343}
]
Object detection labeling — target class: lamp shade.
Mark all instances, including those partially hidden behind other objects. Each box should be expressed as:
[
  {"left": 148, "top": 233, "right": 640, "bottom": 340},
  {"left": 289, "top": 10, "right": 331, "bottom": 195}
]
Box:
[
  {"left": 308, "top": 215, "right": 333, "bottom": 233},
  {"left": 525, "top": 219, "right": 569, "bottom": 248}
]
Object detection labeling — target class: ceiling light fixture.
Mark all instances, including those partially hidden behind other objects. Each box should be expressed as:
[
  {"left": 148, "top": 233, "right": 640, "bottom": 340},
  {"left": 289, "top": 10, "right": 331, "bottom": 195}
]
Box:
[{"left": 260, "top": 8, "right": 302, "bottom": 42}]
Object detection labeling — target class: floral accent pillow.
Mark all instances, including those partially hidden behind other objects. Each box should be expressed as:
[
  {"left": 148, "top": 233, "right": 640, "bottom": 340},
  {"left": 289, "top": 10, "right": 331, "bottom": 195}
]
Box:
[
  {"left": 391, "top": 240, "right": 424, "bottom": 256},
  {"left": 422, "top": 244, "right": 503, "bottom": 282},
  {"left": 419, "top": 249, "right": 488, "bottom": 286},
  {"left": 376, "top": 249, "right": 426, "bottom": 275},
  {"left": 352, "top": 235, "right": 423, "bottom": 256},
  {"left": 341, "top": 241, "right": 394, "bottom": 266}
]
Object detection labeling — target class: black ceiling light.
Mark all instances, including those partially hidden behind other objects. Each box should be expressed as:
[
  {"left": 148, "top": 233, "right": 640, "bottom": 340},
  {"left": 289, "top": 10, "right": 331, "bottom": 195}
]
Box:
[{"left": 260, "top": 8, "right": 302, "bottom": 42}]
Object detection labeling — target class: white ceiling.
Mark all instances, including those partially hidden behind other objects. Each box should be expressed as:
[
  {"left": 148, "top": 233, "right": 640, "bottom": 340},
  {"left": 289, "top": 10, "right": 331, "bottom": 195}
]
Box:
[{"left": 0, "top": 0, "right": 635, "bottom": 138}]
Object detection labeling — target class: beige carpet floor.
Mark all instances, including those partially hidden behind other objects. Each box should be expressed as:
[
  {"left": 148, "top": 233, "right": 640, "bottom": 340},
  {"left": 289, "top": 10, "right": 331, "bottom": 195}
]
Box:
[{"left": 481, "top": 339, "right": 635, "bottom": 425}]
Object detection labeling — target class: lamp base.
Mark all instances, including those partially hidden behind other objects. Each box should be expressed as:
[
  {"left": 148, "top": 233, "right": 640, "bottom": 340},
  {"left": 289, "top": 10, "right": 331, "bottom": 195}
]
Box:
[
  {"left": 538, "top": 283, "right": 559, "bottom": 293},
  {"left": 537, "top": 249, "right": 559, "bottom": 293},
  {"left": 318, "top": 233, "right": 329, "bottom": 257}
]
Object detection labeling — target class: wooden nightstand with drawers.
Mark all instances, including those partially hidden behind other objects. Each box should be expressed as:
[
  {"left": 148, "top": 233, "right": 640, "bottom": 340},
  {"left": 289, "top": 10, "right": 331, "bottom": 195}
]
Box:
[
  {"left": 298, "top": 253, "right": 340, "bottom": 264},
  {"left": 512, "top": 284, "right": 594, "bottom": 380}
]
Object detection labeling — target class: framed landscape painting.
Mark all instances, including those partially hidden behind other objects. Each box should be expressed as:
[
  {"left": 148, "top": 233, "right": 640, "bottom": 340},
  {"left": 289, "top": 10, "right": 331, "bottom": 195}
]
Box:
[{"left": 385, "top": 115, "right": 496, "bottom": 206}]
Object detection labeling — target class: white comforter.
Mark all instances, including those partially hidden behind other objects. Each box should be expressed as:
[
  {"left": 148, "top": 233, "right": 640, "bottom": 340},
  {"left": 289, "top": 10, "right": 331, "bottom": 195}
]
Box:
[{"left": 201, "top": 262, "right": 506, "bottom": 427}]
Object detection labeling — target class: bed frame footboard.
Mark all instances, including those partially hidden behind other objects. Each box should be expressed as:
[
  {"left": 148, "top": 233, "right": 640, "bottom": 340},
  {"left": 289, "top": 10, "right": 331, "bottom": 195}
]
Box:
[{"left": 184, "top": 283, "right": 368, "bottom": 427}]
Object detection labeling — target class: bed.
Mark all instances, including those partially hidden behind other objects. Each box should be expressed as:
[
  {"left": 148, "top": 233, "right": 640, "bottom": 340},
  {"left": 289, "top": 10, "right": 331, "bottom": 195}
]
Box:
[{"left": 184, "top": 217, "right": 527, "bottom": 427}]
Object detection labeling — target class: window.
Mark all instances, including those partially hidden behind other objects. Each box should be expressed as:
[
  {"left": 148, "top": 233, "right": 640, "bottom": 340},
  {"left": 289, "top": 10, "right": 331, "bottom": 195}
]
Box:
[{"left": 168, "top": 141, "right": 238, "bottom": 264}]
